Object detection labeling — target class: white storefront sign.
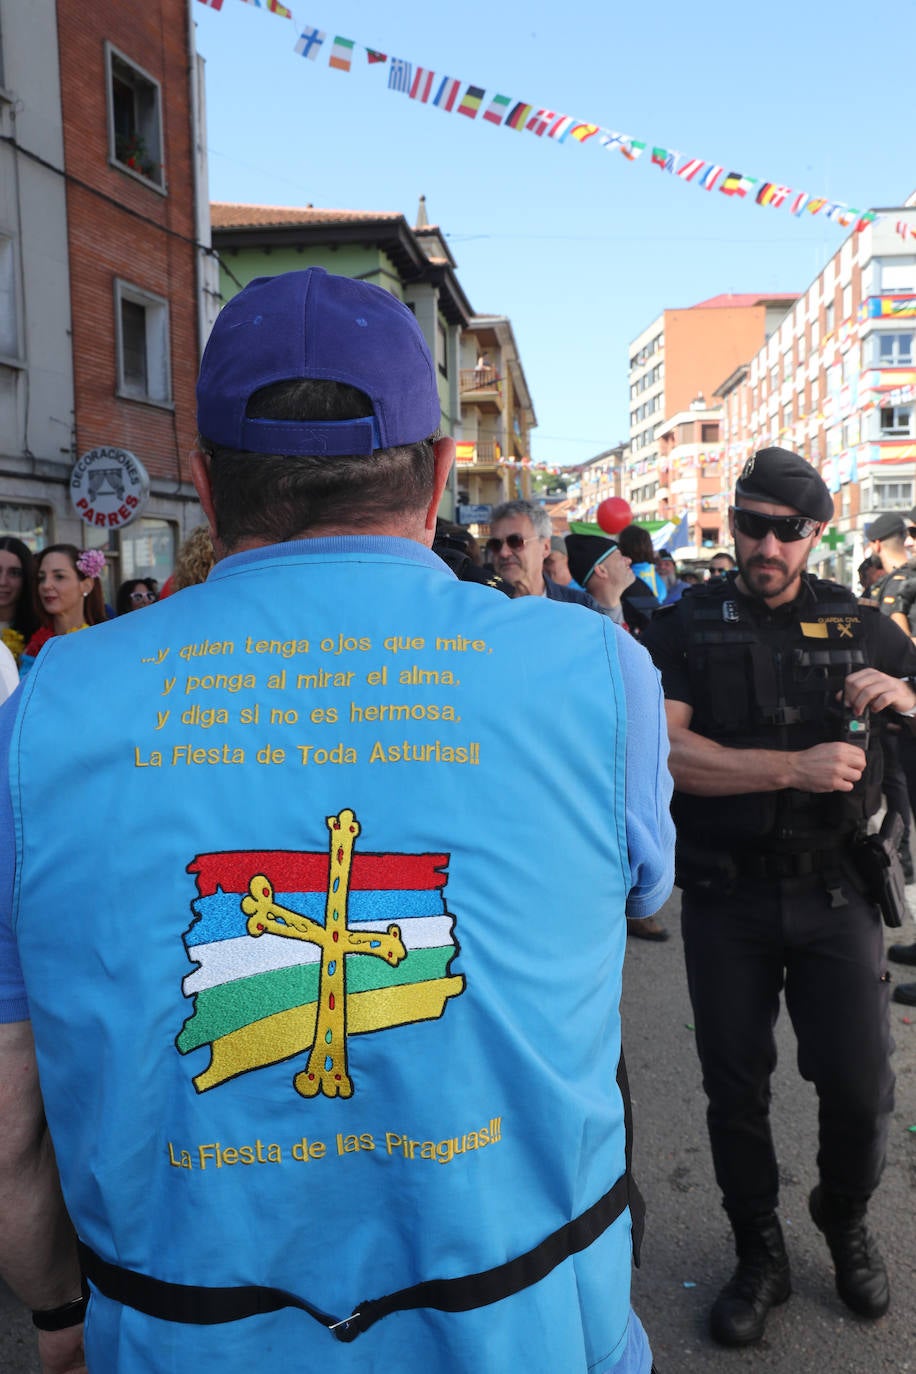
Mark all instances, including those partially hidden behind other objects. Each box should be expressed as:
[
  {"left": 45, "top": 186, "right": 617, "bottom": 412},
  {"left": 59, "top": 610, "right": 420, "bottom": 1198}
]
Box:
[{"left": 70, "top": 447, "right": 150, "bottom": 529}]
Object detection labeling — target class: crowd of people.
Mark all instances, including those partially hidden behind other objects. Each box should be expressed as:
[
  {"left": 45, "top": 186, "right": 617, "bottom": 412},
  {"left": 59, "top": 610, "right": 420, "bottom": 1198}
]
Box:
[
  {"left": 1, "top": 268, "right": 915, "bottom": 1374},
  {"left": 0, "top": 527, "right": 215, "bottom": 704}
]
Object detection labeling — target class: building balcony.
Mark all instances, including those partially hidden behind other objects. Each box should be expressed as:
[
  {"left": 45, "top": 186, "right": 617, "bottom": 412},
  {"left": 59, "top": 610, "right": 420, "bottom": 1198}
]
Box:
[
  {"left": 455, "top": 439, "right": 500, "bottom": 465},
  {"left": 459, "top": 368, "right": 503, "bottom": 412}
]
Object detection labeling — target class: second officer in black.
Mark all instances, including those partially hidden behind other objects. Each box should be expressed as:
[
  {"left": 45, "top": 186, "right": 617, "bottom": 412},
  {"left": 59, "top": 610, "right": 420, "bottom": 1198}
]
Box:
[{"left": 642, "top": 447, "right": 916, "bottom": 1349}]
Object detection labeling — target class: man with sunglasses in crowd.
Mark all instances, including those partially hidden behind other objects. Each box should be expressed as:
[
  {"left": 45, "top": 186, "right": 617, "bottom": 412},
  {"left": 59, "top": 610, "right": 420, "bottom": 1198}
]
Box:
[
  {"left": 641, "top": 446, "right": 916, "bottom": 1349},
  {"left": 485, "top": 500, "right": 606, "bottom": 609},
  {"left": 706, "top": 552, "right": 736, "bottom": 581}
]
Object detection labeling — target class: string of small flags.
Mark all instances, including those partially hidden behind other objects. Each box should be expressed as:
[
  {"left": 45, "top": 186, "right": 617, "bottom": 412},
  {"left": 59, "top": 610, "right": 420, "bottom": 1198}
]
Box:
[{"left": 197, "top": 0, "right": 904, "bottom": 237}]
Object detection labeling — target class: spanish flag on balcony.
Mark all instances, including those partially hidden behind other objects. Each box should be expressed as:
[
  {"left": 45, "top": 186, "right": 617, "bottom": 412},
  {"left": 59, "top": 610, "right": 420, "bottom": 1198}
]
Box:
[{"left": 456, "top": 442, "right": 477, "bottom": 463}]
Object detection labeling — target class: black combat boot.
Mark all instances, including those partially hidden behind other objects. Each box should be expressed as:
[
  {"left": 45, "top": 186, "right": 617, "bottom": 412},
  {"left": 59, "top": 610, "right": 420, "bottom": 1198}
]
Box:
[
  {"left": 809, "top": 1186, "right": 890, "bottom": 1318},
  {"left": 709, "top": 1213, "right": 791, "bottom": 1346}
]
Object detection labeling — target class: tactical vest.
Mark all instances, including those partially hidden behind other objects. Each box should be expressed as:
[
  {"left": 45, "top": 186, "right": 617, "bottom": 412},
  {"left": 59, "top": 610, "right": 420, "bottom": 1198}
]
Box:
[
  {"left": 672, "top": 575, "right": 882, "bottom": 853},
  {"left": 10, "top": 539, "right": 639, "bottom": 1374}
]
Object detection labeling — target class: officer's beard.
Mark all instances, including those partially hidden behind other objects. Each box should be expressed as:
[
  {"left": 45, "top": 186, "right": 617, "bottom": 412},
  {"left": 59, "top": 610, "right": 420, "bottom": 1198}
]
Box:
[{"left": 736, "top": 550, "right": 798, "bottom": 602}]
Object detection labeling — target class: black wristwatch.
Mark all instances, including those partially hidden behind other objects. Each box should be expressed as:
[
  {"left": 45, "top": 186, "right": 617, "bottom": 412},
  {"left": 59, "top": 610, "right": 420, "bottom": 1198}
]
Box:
[{"left": 31, "top": 1294, "right": 87, "bottom": 1331}]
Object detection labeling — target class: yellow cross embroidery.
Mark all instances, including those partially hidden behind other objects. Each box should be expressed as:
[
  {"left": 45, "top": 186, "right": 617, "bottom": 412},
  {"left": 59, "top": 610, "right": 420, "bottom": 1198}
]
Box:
[{"left": 241, "top": 808, "right": 406, "bottom": 1098}]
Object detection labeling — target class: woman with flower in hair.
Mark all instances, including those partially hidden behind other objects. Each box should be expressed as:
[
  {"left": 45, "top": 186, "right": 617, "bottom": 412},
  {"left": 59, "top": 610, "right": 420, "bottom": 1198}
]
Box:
[
  {"left": 21, "top": 545, "right": 107, "bottom": 676},
  {"left": 0, "top": 535, "right": 40, "bottom": 665}
]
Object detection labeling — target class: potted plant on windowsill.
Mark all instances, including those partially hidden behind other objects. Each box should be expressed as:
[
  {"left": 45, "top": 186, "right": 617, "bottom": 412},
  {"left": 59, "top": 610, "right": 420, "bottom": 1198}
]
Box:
[{"left": 115, "top": 132, "right": 159, "bottom": 182}]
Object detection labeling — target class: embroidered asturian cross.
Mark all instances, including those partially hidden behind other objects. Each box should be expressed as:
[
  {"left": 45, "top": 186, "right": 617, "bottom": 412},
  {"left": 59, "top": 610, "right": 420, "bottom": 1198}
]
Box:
[{"left": 242, "top": 809, "right": 406, "bottom": 1099}]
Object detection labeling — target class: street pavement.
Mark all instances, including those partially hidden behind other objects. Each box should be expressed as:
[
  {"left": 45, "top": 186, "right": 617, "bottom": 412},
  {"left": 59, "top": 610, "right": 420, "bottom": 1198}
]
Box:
[{"left": 2, "top": 886, "right": 915, "bottom": 1372}]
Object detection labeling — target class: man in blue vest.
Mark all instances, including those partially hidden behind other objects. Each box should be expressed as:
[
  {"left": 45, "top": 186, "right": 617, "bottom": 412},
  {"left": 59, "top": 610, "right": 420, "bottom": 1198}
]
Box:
[{"left": 0, "top": 269, "right": 673, "bottom": 1374}]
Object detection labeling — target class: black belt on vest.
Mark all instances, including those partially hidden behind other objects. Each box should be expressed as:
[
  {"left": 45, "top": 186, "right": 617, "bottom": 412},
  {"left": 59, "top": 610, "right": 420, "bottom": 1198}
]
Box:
[{"left": 77, "top": 1170, "right": 637, "bottom": 1343}]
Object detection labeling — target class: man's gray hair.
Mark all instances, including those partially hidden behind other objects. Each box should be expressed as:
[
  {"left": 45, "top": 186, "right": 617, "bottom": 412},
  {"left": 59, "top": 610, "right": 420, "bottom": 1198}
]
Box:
[{"left": 490, "top": 499, "right": 552, "bottom": 540}]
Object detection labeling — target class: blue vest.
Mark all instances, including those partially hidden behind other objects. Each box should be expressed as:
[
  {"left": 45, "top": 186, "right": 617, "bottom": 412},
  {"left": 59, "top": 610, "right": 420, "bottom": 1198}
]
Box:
[{"left": 11, "top": 539, "right": 635, "bottom": 1373}]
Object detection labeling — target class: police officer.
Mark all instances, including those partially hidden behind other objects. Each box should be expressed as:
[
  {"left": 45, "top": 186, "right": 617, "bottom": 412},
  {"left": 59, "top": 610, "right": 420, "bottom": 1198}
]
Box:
[
  {"left": 862, "top": 512, "right": 916, "bottom": 885},
  {"left": 642, "top": 446, "right": 916, "bottom": 1348},
  {"left": 866, "top": 511, "right": 916, "bottom": 635}
]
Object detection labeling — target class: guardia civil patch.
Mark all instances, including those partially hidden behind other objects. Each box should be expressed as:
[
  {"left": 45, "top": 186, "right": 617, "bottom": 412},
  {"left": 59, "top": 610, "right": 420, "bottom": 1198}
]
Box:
[
  {"left": 176, "top": 809, "right": 464, "bottom": 1099},
  {"left": 799, "top": 617, "right": 856, "bottom": 639}
]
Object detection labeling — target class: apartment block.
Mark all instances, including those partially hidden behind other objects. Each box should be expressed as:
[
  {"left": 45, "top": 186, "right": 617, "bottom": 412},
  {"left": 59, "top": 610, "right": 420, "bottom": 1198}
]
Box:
[
  {"left": 627, "top": 294, "right": 797, "bottom": 522},
  {"left": 716, "top": 199, "right": 916, "bottom": 581},
  {"left": 457, "top": 316, "right": 535, "bottom": 521}
]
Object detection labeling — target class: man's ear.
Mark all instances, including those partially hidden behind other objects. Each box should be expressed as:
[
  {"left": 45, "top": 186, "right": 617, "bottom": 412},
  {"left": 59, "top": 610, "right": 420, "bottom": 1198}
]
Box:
[
  {"left": 190, "top": 449, "right": 218, "bottom": 542},
  {"left": 422, "top": 436, "right": 456, "bottom": 540}
]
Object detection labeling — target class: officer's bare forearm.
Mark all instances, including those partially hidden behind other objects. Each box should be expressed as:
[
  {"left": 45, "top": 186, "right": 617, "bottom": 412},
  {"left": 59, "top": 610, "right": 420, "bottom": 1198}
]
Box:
[
  {"left": 667, "top": 724, "right": 795, "bottom": 796},
  {"left": 0, "top": 1023, "right": 82, "bottom": 1312}
]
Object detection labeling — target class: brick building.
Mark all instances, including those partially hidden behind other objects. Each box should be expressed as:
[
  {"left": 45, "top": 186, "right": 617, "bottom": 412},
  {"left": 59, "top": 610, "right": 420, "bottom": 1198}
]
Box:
[
  {"left": 626, "top": 294, "right": 797, "bottom": 522},
  {"left": 0, "top": 0, "right": 214, "bottom": 592}
]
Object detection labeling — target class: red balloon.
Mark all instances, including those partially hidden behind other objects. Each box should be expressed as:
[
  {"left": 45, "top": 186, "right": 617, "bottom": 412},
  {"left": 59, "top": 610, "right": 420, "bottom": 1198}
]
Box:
[{"left": 596, "top": 497, "right": 632, "bottom": 535}]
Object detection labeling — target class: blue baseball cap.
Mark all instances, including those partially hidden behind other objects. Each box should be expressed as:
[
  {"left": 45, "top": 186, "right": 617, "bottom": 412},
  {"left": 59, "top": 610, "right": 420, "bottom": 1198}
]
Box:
[{"left": 196, "top": 268, "right": 441, "bottom": 457}]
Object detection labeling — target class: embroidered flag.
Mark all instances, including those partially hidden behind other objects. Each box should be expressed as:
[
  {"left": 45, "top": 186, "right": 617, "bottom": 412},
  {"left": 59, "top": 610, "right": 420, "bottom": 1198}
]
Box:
[
  {"left": 698, "top": 164, "right": 723, "bottom": 190},
  {"left": 483, "top": 93, "right": 512, "bottom": 125},
  {"left": 619, "top": 139, "right": 646, "bottom": 161},
  {"left": 329, "top": 36, "right": 355, "bottom": 72},
  {"left": 527, "top": 109, "right": 557, "bottom": 136},
  {"left": 856, "top": 211, "right": 877, "bottom": 231},
  {"left": 568, "top": 122, "right": 599, "bottom": 144},
  {"left": 265, "top": 0, "right": 292, "bottom": 15},
  {"left": 294, "top": 27, "right": 326, "bottom": 59},
  {"left": 828, "top": 204, "right": 856, "bottom": 226},
  {"left": 805, "top": 198, "right": 827, "bottom": 216},
  {"left": 651, "top": 147, "right": 676, "bottom": 172},
  {"left": 177, "top": 817, "right": 465, "bottom": 1097},
  {"left": 676, "top": 157, "right": 705, "bottom": 182},
  {"left": 196, "top": 0, "right": 224, "bottom": 9},
  {"left": 388, "top": 58, "right": 413, "bottom": 93},
  {"left": 367, "top": 49, "right": 387, "bottom": 63},
  {"left": 896, "top": 220, "right": 912, "bottom": 239},
  {"left": 506, "top": 101, "right": 533, "bottom": 130},
  {"left": 790, "top": 191, "right": 810, "bottom": 216},
  {"left": 409, "top": 67, "right": 435, "bottom": 102},
  {"left": 458, "top": 85, "right": 485, "bottom": 118},
  {"left": 548, "top": 115, "right": 574, "bottom": 141},
  {"left": 433, "top": 76, "right": 461, "bottom": 111}
]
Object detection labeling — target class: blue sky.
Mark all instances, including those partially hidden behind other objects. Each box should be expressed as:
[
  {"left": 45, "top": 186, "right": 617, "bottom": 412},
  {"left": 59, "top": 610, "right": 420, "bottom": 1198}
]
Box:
[{"left": 194, "top": 0, "right": 916, "bottom": 467}]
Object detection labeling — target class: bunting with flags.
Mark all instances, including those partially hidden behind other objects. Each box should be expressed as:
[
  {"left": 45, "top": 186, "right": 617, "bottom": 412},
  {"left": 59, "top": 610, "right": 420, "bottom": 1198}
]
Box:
[{"left": 197, "top": 6, "right": 888, "bottom": 240}]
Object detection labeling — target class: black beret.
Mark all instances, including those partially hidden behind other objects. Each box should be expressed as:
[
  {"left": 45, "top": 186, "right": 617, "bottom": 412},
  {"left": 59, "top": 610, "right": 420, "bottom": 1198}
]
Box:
[
  {"left": 865, "top": 512, "right": 907, "bottom": 543},
  {"left": 735, "top": 447, "right": 834, "bottom": 523},
  {"left": 566, "top": 532, "right": 619, "bottom": 586}
]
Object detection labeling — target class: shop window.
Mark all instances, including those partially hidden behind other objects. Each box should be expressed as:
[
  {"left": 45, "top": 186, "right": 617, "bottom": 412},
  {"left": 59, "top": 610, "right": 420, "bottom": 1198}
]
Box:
[
  {"left": 0, "top": 503, "right": 51, "bottom": 549},
  {"left": 120, "top": 517, "right": 177, "bottom": 585}
]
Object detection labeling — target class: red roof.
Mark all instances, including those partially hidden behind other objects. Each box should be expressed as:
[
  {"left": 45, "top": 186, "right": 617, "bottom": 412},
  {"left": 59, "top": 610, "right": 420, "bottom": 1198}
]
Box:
[
  {"left": 210, "top": 203, "right": 403, "bottom": 229},
  {"left": 690, "top": 292, "right": 800, "bottom": 309}
]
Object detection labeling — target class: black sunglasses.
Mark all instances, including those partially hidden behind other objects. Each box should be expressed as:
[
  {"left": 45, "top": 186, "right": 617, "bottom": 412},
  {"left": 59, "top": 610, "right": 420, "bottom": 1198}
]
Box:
[
  {"left": 485, "top": 533, "right": 538, "bottom": 555},
  {"left": 907, "top": 526, "right": 916, "bottom": 540},
  {"left": 733, "top": 507, "right": 819, "bottom": 543}
]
